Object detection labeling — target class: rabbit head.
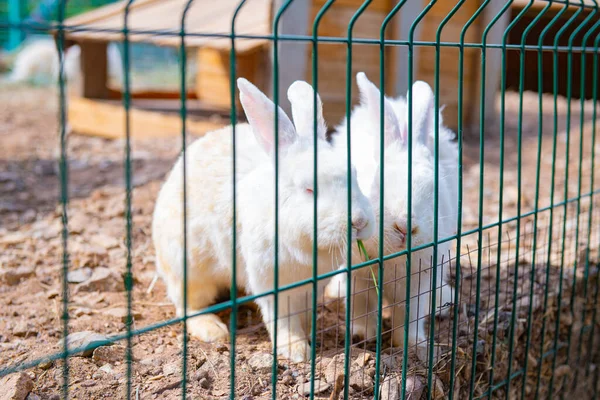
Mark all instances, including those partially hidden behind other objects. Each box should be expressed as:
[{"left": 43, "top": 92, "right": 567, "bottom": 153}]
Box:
[
  {"left": 354, "top": 73, "right": 440, "bottom": 252},
  {"left": 237, "top": 78, "right": 375, "bottom": 263}
]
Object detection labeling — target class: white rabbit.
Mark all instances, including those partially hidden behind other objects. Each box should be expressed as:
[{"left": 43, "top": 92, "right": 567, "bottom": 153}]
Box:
[
  {"left": 152, "top": 78, "right": 375, "bottom": 362},
  {"left": 326, "top": 72, "right": 458, "bottom": 359},
  {"left": 7, "top": 38, "right": 122, "bottom": 86}
]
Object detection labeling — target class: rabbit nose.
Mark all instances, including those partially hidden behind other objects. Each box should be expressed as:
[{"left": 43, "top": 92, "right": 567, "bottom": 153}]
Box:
[{"left": 352, "top": 213, "right": 369, "bottom": 232}]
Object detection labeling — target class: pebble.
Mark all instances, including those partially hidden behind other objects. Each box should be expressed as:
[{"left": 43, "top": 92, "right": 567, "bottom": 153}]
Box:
[
  {"left": 247, "top": 353, "right": 274, "bottom": 373},
  {"left": 405, "top": 375, "right": 425, "bottom": 400},
  {"left": 1, "top": 266, "right": 35, "bottom": 286},
  {"left": 76, "top": 267, "right": 123, "bottom": 293},
  {"left": 63, "top": 331, "right": 109, "bottom": 357},
  {"left": 193, "top": 369, "right": 209, "bottom": 381},
  {"left": 92, "top": 345, "right": 126, "bottom": 364},
  {"left": 102, "top": 308, "right": 142, "bottom": 323},
  {"left": 431, "top": 374, "right": 445, "bottom": 400},
  {"left": 67, "top": 267, "right": 93, "bottom": 283},
  {"left": 215, "top": 343, "right": 229, "bottom": 353},
  {"left": 162, "top": 362, "right": 180, "bottom": 377},
  {"left": 296, "top": 379, "right": 331, "bottom": 396},
  {"left": 92, "top": 364, "right": 114, "bottom": 379},
  {"left": 199, "top": 377, "right": 210, "bottom": 389},
  {"left": 25, "top": 394, "right": 41, "bottom": 400},
  {"left": 380, "top": 376, "right": 399, "bottom": 400},
  {"left": 13, "top": 321, "right": 38, "bottom": 338},
  {"left": 0, "top": 372, "right": 33, "bottom": 400},
  {"left": 38, "top": 359, "right": 53, "bottom": 370}
]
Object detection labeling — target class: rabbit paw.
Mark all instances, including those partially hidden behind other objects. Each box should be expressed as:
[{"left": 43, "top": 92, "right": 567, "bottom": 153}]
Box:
[
  {"left": 279, "top": 339, "right": 311, "bottom": 363},
  {"left": 187, "top": 314, "right": 229, "bottom": 343}
]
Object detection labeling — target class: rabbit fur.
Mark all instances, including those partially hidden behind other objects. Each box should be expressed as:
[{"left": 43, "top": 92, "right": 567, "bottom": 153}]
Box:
[
  {"left": 152, "top": 78, "right": 375, "bottom": 362},
  {"left": 326, "top": 72, "right": 459, "bottom": 359}
]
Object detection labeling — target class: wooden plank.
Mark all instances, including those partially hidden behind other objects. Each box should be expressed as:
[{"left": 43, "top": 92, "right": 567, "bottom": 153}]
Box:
[
  {"left": 106, "top": 88, "right": 197, "bottom": 100},
  {"left": 195, "top": 47, "right": 268, "bottom": 109},
  {"left": 79, "top": 41, "right": 109, "bottom": 99},
  {"left": 68, "top": 96, "right": 224, "bottom": 139}
]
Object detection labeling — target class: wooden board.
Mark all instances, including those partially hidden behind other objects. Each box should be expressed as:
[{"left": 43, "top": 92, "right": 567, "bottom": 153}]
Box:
[
  {"left": 68, "top": 96, "right": 225, "bottom": 139},
  {"left": 64, "top": 0, "right": 271, "bottom": 53},
  {"left": 196, "top": 47, "right": 268, "bottom": 109}
]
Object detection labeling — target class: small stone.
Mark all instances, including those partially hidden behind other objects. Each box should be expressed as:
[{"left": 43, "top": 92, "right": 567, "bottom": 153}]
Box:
[
  {"left": 199, "top": 377, "right": 210, "bottom": 389},
  {"left": 90, "top": 234, "right": 120, "bottom": 249},
  {"left": 25, "top": 394, "right": 41, "bottom": 400},
  {"left": 248, "top": 353, "right": 274, "bottom": 373},
  {"left": 13, "top": 321, "right": 37, "bottom": 338},
  {"left": 102, "top": 308, "right": 142, "bottom": 323},
  {"left": 215, "top": 343, "right": 228, "bottom": 353},
  {"left": 353, "top": 352, "right": 371, "bottom": 367},
  {"left": 92, "top": 345, "right": 126, "bottom": 364},
  {"left": 46, "top": 291, "right": 59, "bottom": 300},
  {"left": 93, "top": 364, "right": 114, "bottom": 379},
  {"left": 76, "top": 268, "right": 123, "bottom": 293},
  {"left": 193, "top": 369, "right": 209, "bottom": 381},
  {"left": 476, "top": 339, "right": 486, "bottom": 356},
  {"left": 67, "top": 267, "right": 92, "bottom": 283},
  {"left": 380, "top": 376, "right": 399, "bottom": 400},
  {"left": 296, "top": 379, "right": 330, "bottom": 396},
  {"left": 404, "top": 375, "right": 425, "bottom": 400},
  {"left": 1, "top": 266, "right": 35, "bottom": 286},
  {"left": 281, "top": 374, "right": 294, "bottom": 385},
  {"left": 0, "top": 232, "right": 28, "bottom": 246},
  {"left": 0, "top": 372, "right": 33, "bottom": 400},
  {"left": 80, "top": 380, "right": 96, "bottom": 388},
  {"left": 73, "top": 307, "right": 93, "bottom": 318},
  {"left": 34, "top": 160, "right": 57, "bottom": 176},
  {"left": 430, "top": 374, "right": 445, "bottom": 400},
  {"left": 63, "top": 331, "right": 109, "bottom": 357},
  {"left": 38, "top": 359, "right": 53, "bottom": 370},
  {"left": 162, "top": 362, "right": 180, "bottom": 376}
]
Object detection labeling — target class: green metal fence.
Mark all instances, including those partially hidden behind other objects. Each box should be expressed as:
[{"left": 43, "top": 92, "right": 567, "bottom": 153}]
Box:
[{"left": 1, "top": 0, "right": 600, "bottom": 399}]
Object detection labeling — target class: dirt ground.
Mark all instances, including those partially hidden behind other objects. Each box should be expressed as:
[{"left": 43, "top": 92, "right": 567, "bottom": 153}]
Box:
[{"left": 1, "top": 84, "right": 600, "bottom": 400}]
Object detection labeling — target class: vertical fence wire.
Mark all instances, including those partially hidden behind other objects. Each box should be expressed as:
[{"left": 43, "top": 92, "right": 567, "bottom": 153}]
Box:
[
  {"left": 56, "top": 0, "right": 69, "bottom": 398},
  {"left": 580, "top": 14, "right": 600, "bottom": 384},
  {"left": 402, "top": 4, "right": 436, "bottom": 398},
  {"left": 344, "top": 2, "right": 370, "bottom": 398},
  {"left": 533, "top": 3, "right": 570, "bottom": 396},
  {"left": 309, "top": 2, "right": 333, "bottom": 398},
  {"left": 519, "top": 3, "right": 555, "bottom": 399},
  {"left": 562, "top": 6, "right": 597, "bottom": 394},
  {"left": 121, "top": 1, "right": 135, "bottom": 398},
  {"left": 548, "top": 4, "right": 582, "bottom": 395},
  {"left": 229, "top": 2, "right": 247, "bottom": 397},
  {"left": 179, "top": 1, "right": 195, "bottom": 397}
]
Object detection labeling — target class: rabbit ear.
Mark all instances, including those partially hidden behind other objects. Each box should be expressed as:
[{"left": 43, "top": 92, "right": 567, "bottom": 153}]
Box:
[
  {"left": 356, "top": 72, "right": 403, "bottom": 147},
  {"left": 405, "top": 80, "right": 434, "bottom": 146},
  {"left": 238, "top": 78, "right": 297, "bottom": 155},
  {"left": 287, "top": 80, "right": 327, "bottom": 141}
]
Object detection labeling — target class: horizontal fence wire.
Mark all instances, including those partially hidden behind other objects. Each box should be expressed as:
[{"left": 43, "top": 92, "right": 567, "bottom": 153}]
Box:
[{"left": 1, "top": 0, "right": 600, "bottom": 399}]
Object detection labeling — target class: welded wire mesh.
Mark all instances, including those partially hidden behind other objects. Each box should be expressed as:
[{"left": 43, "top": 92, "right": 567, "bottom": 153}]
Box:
[{"left": 1, "top": 0, "right": 600, "bottom": 399}]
